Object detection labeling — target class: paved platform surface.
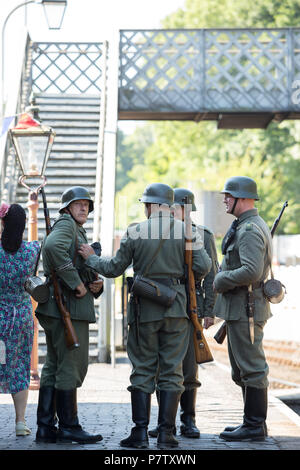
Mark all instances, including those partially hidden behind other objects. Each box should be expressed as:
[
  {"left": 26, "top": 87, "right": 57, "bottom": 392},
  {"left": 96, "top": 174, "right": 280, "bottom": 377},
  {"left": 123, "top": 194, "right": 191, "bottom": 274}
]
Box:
[{"left": 1, "top": 354, "right": 300, "bottom": 458}]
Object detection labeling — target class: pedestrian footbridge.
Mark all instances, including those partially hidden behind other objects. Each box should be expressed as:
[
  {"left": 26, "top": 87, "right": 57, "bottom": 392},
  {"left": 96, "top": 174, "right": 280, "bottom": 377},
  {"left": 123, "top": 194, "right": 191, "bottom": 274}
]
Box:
[{"left": 1, "top": 28, "right": 300, "bottom": 363}]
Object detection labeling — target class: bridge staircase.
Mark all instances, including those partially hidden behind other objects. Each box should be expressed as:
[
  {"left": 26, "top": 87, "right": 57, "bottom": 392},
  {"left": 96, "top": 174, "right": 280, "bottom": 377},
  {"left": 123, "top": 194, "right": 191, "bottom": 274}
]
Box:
[{"left": 15, "top": 92, "right": 102, "bottom": 363}]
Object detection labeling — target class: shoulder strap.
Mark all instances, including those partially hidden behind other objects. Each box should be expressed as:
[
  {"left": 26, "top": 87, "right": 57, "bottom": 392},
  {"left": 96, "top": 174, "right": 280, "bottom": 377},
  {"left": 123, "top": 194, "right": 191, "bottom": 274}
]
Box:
[{"left": 248, "top": 221, "right": 274, "bottom": 280}]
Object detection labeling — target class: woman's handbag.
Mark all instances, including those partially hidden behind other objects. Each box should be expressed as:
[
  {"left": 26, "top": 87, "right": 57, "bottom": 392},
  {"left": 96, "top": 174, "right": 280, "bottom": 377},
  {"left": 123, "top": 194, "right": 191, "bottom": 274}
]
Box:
[{"left": 131, "top": 220, "right": 177, "bottom": 308}]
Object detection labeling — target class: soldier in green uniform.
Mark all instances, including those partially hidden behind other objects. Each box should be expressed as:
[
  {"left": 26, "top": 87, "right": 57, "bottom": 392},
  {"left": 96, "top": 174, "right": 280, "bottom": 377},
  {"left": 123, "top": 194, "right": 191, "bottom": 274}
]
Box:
[
  {"left": 78, "top": 183, "right": 212, "bottom": 449},
  {"left": 35, "top": 186, "right": 103, "bottom": 444},
  {"left": 149, "top": 188, "right": 218, "bottom": 439},
  {"left": 213, "top": 176, "right": 272, "bottom": 442}
]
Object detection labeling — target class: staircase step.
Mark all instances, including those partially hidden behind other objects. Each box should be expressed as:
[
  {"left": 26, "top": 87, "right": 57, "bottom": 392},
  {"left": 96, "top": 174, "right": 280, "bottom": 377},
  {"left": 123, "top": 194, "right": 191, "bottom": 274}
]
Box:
[
  {"left": 38, "top": 104, "right": 101, "bottom": 113},
  {"left": 53, "top": 136, "right": 99, "bottom": 143},
  {"left": 47, "top": 160, "right": 97, "bottom": 168},
  {"left": 40, "top": 112, "right": 100, "bottom": 121},
  {"left": 48, "top": 153, "right": 98, "bottom": 161},
  {"left": 51, "top": 128, "right": 100, "bottom": 136},
  {"left": 51, "top": 144, "right": 97, "bottom": 152},
  {"left": 44, "top": 168, "right": 96, "bottom": 177}
]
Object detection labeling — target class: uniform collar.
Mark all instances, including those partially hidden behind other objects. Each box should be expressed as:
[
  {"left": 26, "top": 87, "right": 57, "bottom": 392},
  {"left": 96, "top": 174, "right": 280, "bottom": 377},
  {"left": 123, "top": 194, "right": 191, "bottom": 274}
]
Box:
[
  {"left": 238, "top": 208, "right": 258, "bottom": 223},
  {"left": 149, "top": 211, "right": 174, "bottom": 219}
]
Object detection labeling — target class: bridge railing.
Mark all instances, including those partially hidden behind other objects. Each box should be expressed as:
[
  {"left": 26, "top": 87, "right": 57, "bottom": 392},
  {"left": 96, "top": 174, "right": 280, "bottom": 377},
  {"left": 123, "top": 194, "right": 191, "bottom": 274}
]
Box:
[{"left": 118, "top": 28, "right": 300, "bottom": 120}]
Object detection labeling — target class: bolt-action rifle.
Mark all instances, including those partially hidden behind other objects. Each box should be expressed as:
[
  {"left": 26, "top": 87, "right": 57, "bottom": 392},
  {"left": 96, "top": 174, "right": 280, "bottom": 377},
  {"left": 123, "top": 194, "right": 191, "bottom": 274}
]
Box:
[
  {"left": 40, "top": 187, "right": 80, "bottom": 350},
  {"left": 214, "top": 200, "right": 288, "bottom": 345},
  {"left": 184, "top": 201, "right": 213, "bottom": 364}
]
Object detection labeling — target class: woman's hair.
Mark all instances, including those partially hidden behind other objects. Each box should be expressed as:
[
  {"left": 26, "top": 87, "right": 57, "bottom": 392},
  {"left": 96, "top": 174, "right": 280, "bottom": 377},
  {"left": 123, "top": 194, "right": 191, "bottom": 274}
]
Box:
[{"left": 1, "top": 204, "right": 26, "bottom": 253}]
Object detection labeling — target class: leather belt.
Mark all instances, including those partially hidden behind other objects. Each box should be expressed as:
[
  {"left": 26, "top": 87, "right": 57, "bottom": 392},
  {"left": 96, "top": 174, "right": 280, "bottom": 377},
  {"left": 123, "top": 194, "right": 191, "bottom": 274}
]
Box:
[
  {"left": 153, "top": 277, "right": 185, "bottom": 286},
  {"left": 229, "top": 281, "right": 264, "bottom": 294}
]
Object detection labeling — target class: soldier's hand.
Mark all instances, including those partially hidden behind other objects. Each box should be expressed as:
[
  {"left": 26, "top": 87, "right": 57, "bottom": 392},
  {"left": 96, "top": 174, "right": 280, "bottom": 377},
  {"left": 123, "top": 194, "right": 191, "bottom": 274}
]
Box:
[
  {"left": 203, "top": 317, "right": 214, "bottom": 329},
  {"left": 78, "top": 243, "right": 95, "bottom": 259},
  {"left": 75, "top": 282, "right": 88, "bottom": 298},
  {"left": 89, "top": 278, "right": 103, "bottom": 294}
]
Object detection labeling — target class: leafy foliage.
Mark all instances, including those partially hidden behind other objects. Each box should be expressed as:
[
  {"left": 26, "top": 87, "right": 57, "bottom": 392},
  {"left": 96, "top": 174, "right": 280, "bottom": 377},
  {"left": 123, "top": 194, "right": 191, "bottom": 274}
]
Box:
[{"left": 115, "top": 0, "right": 300, "bottom": 233}]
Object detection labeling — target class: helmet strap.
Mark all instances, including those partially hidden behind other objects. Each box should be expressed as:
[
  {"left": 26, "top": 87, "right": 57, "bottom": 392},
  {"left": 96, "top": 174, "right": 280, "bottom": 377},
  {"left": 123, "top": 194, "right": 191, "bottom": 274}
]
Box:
[
  {"left": 65, "top": 206, "right": 81, "bottom": 225},
  {"left": 230, "top": 197, "right": 238, "bottom": 215}
]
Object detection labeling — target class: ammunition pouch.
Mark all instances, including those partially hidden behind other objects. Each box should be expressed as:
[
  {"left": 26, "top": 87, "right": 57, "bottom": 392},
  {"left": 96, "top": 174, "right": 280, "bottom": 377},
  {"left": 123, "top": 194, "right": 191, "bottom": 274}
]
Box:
[
  {"left": 24, "top": 276, "right": 50, "bottom": 303},
  {"left": 131, "top": 275, "right": 177, "bottom": 307}
]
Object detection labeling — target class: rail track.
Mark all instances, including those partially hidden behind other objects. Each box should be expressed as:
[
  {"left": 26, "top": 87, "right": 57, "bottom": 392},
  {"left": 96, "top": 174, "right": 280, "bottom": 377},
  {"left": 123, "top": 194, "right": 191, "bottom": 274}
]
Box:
[{"left": 207, "top": 336, "right": 300, "bottom": 390}]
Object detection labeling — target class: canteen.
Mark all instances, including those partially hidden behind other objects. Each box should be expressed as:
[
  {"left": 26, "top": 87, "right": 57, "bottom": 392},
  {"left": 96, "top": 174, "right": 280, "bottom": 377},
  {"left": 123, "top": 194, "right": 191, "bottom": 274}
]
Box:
[
  {"left": 263, "top": 278, "right": 286, "bottom": 304},
  {"left": 24, "top": 276, "right": 50, "bottom": 303}
]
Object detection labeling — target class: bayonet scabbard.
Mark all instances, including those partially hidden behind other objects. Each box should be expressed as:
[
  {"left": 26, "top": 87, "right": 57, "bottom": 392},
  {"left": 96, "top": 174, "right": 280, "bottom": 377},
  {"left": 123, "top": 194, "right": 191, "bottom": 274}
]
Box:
[{"left": 247, "top": 286, "right": 255, "bottom": 344}]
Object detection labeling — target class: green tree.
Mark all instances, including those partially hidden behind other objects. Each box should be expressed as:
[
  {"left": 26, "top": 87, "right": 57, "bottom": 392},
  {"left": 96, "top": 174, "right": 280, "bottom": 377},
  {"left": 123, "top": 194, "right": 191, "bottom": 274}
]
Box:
[{"left": 115, "top": 0, "right": 300, "bottom": 233}]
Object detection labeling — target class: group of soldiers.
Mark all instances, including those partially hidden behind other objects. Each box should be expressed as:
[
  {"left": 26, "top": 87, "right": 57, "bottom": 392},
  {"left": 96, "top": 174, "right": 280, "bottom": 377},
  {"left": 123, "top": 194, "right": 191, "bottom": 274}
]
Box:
[{"left": 34, "top": 175, "right": 272, "bottom": 448}]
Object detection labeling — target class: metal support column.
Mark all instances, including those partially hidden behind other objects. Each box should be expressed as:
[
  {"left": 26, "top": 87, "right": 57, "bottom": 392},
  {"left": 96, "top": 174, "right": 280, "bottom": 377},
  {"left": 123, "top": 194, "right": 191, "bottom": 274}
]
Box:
[{"left": 97, "top": 31, "right": 119, "bottom": 363}]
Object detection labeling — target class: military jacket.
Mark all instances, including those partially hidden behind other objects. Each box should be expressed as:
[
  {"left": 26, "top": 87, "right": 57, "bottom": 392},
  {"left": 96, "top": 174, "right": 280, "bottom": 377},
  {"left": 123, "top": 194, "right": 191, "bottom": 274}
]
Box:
[
  {"left": 213, "top": 209, "right": 272, "bottom": 322},
  {"left": 36, "top": 213, "right": 96, "bottom": 323},
  {"left": 85, "top": 211, "right": 212, "bottom": 324},
  {"left": 195, "top": 225, "right": 219, "bottom": 318}
]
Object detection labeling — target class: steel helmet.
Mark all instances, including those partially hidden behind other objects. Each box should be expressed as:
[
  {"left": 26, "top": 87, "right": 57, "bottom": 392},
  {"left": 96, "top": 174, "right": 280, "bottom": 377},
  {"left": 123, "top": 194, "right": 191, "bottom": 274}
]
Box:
[
  {"left": 174, "top": 188, "right": 197, "bottom": 211},
  {"left": 59, "top": 186, "right": 94, "bottom": 213},
  {"left": 139, "top": 183, "right": 174, "bottom": 206},
  {"left": 221, "top": 176, "right": 259, "bottom": 200}
]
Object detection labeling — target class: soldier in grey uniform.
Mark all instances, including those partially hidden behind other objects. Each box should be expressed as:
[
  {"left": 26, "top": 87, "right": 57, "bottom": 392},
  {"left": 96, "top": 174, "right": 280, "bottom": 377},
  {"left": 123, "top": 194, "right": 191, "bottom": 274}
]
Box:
[
  {"left": 78, "top": 183, "right": 212, "bottom": 449},
  {"left": 149, "top": 188, "right": 218, "bottom": 439},
  {"left": 35, "top": 186, "right": 103, "bottom": 444},
  {"left": 213, "top": 176, "right": 272, "bottom": 442}
]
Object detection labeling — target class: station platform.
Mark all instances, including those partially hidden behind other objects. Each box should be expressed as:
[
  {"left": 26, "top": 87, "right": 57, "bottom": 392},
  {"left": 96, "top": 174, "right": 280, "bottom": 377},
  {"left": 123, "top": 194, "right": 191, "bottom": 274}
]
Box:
[{"left": 1, "top": 353, "right": 300, "bottom": 459}]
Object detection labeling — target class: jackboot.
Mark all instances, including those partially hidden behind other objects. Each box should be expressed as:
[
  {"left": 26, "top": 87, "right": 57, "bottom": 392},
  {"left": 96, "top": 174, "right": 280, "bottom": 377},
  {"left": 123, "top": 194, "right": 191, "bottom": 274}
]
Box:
[
  {"left": 149, "top": 390, "right": 176, "bottom": 438},
  {"left": 157, "top": 391, "right": 181, "bottom": 448},
  {"left": 120, "top": 389, "right": 151, "bottom": 449},
  {"left": 220, "top": 387, "right": 268, "bottom": 441},
  {"left": 56, "top": 389, "right": 103, "bottom": 444},
  {"left": 223, "top": 385, "right": 245, "bottom": 432},
  {"left": 180, "top": 389, "right": 200, "bottom": 438},
  {"left": 36, "top": 386, "right": 57, "bottom": 443}
]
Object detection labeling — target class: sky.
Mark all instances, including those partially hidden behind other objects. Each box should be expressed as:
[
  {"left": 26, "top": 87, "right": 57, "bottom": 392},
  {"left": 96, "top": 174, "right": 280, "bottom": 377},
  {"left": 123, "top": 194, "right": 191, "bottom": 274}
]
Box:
[
  {"left": 1, "top": 0, "right": 186, "bottom": 132},
  {"left": 25, "top": 0, "right": 186, "bottom": 41}
]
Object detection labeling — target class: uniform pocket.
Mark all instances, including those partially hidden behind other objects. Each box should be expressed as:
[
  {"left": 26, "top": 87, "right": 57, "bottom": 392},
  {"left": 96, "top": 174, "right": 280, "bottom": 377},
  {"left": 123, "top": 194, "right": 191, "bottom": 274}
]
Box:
[{"left": 225, "top": 244, "right": 240, "bottom": 269}]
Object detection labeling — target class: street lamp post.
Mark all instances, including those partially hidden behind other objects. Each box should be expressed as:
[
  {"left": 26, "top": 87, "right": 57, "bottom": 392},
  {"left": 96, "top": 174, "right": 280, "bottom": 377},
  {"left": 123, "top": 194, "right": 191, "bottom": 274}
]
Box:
[
  {"left": 1, "top": 0, "right": 67, "bottom": 117},
  {"left": 9, "top": 109, "right": 55, "bottom": 390}
]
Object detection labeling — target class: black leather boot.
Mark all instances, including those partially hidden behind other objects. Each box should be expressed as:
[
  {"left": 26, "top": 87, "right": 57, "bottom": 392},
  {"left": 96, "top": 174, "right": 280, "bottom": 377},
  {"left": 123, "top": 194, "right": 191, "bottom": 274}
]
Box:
[
  {"left": 223, "top": 385, "right": 245, "bottom": 432},
  {"left": 56, "top": 389, "right": 103, "bottom": 444},
  {"left": 149, "top": 390, "right": 177, "bottom": 438},
  {"left": 220, "top": 387, "right": 268, "bottom": 441},
  {"left": 148, "top": 390, "right": 160, "bottom": 438},
  {"left": 36, "top": 386, "right": 57, "bottom": 443},
  {"left": 157, "top": 391, "right": 180, "bottom": 448},
  {"left": 180, "top": 389, "right": 200, "bottom": 438},
  {"left": 120, "top": 389, "right": 151, "bottom": 449}
]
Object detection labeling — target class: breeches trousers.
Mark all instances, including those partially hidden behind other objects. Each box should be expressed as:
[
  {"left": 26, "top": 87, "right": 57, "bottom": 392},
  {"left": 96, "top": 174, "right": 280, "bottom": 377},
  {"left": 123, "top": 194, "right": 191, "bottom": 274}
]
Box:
[
  {"left": 127, "top": 317, "right": 189, "bottom": 394},
  {"left": 37, "top": 314, "right": 89, "bottom": 390},
  {"left": 226, "top": 320, "right": 269, "bottom": 389}
]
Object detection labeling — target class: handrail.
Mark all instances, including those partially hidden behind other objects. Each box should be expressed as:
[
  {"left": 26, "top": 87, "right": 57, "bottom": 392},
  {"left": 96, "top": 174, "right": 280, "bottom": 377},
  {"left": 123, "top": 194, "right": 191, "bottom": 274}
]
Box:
[{"left": 0, "top": 33, "right": 30, "bottom": 202}]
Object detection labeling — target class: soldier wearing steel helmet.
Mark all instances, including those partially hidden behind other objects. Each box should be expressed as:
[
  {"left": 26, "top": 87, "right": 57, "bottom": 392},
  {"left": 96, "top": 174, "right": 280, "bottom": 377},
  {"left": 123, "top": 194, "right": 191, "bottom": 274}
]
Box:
[
  {"left": 35, "top": 186, "right": 103, "bottom": 445},
  {"left": 213, "top": 176, "right": 273, "bottom": 442},
  {"left": 78, "top": 183, "right": 212, "bottom": 449},
  {"left": 148, "top": 187, "right": 218, "bottom": 439}
]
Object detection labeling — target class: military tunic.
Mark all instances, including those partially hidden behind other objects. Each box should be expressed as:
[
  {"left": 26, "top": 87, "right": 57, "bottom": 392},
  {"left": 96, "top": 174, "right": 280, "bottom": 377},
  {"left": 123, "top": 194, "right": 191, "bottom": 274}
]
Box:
[
  {"left": 183, "top": 225, "right": 219, "bottom": 391},
  {"left": 85, "top": 211, "right": 212, "bottom": 394},
  {"left": 36, "top": 214, "right": 97, "bottom": 390},
  {"left": 213, "top": 208, "right": 272, "bottom": 389}
]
